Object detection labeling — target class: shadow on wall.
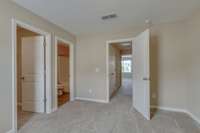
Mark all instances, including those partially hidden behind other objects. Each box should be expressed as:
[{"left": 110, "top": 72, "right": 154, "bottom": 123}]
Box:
[{"left": 150, "top": 34, "right": 159, "bottom": 115}]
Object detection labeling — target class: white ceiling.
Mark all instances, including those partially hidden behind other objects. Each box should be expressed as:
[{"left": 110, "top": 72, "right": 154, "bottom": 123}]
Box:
[{"left": 13, "top": 0, "right": 200, "bottom": 36}]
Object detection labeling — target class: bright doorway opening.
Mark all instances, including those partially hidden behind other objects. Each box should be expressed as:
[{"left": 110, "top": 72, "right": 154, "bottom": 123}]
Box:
[
  {"left": 121, "top": 54, "right": 133, "bottom": 96},
  {"left": 106, "top": 29, "right": 151, "bottom": 120},
  {"left": 107, "top": 41, "right": 132, "bottom": 100}
]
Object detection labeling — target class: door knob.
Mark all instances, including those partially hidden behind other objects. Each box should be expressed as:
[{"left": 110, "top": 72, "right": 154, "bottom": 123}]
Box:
[
  {"left": 20, "top": 77, "right": 25, "bottom": 80},
  {"left": 143, "top": 77, "right": 150, "bottom": 80},
  {"left": 110, "top": 73, "right": 114, "bottom": 75}
]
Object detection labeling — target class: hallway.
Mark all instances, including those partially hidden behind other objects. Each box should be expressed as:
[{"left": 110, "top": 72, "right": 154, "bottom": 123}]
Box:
[{"left": 121, "top": 78, "right": 132, "bottom": 96}]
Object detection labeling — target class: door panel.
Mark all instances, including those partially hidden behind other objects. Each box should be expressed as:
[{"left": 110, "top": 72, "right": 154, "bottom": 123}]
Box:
[
  {"left": 109, "top": 45, "right": 116, "bottom": 97},
  {"left": 21, "top": 36, "right": 45, "bottom": 113},
  {"left": 133, "top": 29, "right": 150, "bottom": 120}
]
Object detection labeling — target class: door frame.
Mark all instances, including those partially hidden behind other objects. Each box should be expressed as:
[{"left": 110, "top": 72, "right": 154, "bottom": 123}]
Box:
[
  {"left": 54, "top": 36, "right": 75, "bottom": 111},
  {"left": 106, "top": 38, "right": 134, "bottom": 103},
  {"left": 11, "top": 18, "right": 52, "bottom": 132}
]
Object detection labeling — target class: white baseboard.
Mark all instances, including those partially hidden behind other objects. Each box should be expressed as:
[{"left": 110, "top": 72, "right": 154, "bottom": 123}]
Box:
[
  {"left": 75, "top": 97, "right": 108, "bottom": 103},
  {"left": 51, "top": 107, "right": 58, "bottom": 113},
  {"left": 151, "top": 105, "right": 200, "bottom": 125},
  {"left": 151, "top": 105, "right": 187, "bottom": 113},
  {"left": 6, "top": 129, "right": 15, "bottom": 133},
  {"left": 187, "top": 111, "right": 200, "bottom": 126}
]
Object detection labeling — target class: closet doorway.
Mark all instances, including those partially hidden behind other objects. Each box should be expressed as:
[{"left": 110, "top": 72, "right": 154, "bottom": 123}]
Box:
[
  {"left": 55, "top": 37, "right": 74, "bottom": 109},
  {"left": 12, "top": 19, "right": 52, "bottom": 131}
]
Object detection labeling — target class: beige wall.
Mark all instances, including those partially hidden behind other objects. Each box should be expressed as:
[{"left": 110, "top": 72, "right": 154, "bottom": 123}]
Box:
[
  {"left": 1, "top": 0, "right": 200, "bottom": 132},
  {"left": 76, "top": 21, "right": 189, "bottom": 109},
  {"left": 76, "top": 28, "right": 143, "bottom": 101},
  {"left": 186, "top": 12, "right": 200, "bottom": 122},
  {"left": 76, "top": 13, "right": 200, "bottom": 122},
  {"left": 150, "top": 22, "right": 188, "bottom": 109},
  {"left": 0, "top": 0, "right": 75, "bottom": 132}
]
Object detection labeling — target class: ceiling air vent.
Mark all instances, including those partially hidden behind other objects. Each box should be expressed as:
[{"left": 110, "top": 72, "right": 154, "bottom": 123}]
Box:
[{"left": 102, "top": 13, "right": 117, "bottom": 20}]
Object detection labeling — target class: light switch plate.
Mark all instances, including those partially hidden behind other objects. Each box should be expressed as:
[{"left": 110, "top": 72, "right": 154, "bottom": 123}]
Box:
[{"left": 95, "top": 68, "right": 100, "bottom": 72}]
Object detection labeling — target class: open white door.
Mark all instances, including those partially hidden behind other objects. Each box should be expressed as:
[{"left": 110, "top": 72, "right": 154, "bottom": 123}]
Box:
[
  {"left": 109, "top": 45, "right": 116, "bottom": 98},
  {"left": 21, "top": 36, "right": 45, "bottom": 113},
  {"left": 133, "top": 29, "right": 150, "bottom": 120}
]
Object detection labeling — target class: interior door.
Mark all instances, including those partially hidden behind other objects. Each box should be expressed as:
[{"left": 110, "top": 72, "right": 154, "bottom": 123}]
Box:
[
  {"left": 109, "top": 45, "right": 116, "bottom": 97},
  {"left": 132, "top": 29, "right": 150, "bottom": 120},
  {"left": 21, "top": 36, "right": 45, "bottom": 113}
]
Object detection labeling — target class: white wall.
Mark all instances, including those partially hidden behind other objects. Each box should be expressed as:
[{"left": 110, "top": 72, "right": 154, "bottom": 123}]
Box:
[{"left": 0, "top": 0, "right": 75, "bottom": 132}]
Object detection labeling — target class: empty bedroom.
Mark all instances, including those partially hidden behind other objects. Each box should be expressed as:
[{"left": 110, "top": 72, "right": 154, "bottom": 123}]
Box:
[{"left": 0, "top": 0, "right": 200, "bottom": 133}]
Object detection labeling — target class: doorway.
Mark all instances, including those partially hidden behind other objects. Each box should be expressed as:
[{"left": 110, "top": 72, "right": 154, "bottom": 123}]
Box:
[
  {"left": 57, "top": 41, "right": 70, "bottom": 107},
  {"left": 54, "top": 37, "right": 74, "bottom": 110},
  {"left": 16, "top": 27, "right": 48, "bottom": 130},
  {"left": 106, "top": 29, "right": 151, "bottom": 120},
  {"left": 12, "top": 19, "right": 52, "bottom": 132},
  {"left": 107, "top": 41, "right": 132, "bottom": 100},
  {"left": 121, "top": 55, "right": 133, "bottom": 96}
]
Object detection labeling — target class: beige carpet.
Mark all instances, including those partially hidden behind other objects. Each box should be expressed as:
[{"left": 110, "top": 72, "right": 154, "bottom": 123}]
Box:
[
  {"left": 17, "top": 108, "right": 36, "bottom": 130},
  {"left": 18, "top": 92, "right": 200, "bottom": 133}
]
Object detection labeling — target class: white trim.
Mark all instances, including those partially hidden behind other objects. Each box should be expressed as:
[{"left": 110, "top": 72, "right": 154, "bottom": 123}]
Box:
[
  {"left": 11, "top": 18, "right": 52, "bottom": 132},
  {"left": 106, "top": 38, "right": 134, "bottom": 103},
  {"left": 11, "top": 19, "right": 17, "bottom": 133},
  {"left": 150, "top": 105, "right": 187, "bottom": 113},
  {"left": 75, "top": 97, "right": 108, "bottom": 103},
  {"left": 45, "top": 34, "right": 52, "bottom": 114},
  {"left": 107, "top": 38, "right": 134, "bottom": 44},
  {"left": 53, "top": 36, "right": 75, "bottom": 112},
  {"left": 6, "top": 129, "right": 15, "bottom": 133},
  {"left": 52, "top": 107, "right": 58, "bottom": 113},
  {"left": 151, "top": 105, "right": 200, "bottom": 125},
  {"left": 186, "top": 111, "right": 200, "bottom": 126}
]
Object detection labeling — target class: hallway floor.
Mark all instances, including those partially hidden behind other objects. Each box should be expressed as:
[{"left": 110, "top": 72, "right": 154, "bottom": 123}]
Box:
[
  {"left": 121, "top": 77, "right": 132, "bottom": 96},
  {"left": 17, "top": 107, "right": 37, "bottom": 130},
  {"left": 18, "top": 92, "right": 200, "bottom": 133}
]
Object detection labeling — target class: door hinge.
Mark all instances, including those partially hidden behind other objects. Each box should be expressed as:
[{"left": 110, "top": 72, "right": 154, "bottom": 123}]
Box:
[
  {"left": 43, "top": 37, "right": 46, "bottom": 47},
  {"left": 44, "top": 69, "right": 46, "bottom": 74},
  {"left": 43, "top": 98, "right": 47, "bottom": 103}
]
